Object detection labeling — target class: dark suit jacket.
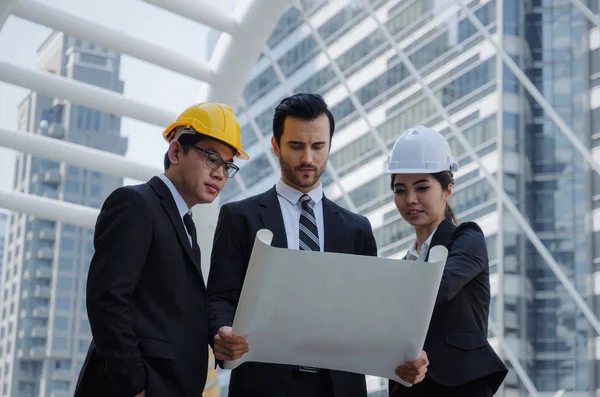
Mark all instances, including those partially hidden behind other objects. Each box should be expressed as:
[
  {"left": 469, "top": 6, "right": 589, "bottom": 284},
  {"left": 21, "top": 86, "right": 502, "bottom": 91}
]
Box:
[
  {"left": 390, "top": 219, "right": 508, "bottom": 396},
  {"left": 74, "top": 176, "right": 209, "bottom": 397},
  {"left": 207, "top": 186, "right": 378, "bottom": 397}
]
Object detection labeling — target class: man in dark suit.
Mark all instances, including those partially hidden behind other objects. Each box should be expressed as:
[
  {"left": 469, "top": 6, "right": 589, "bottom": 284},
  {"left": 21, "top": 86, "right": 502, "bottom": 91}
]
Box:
[
  {"left": 207, "top": 93, "right": 428, "bottom": 397},
  {"left": 74, "top": 102, "right": 250, "bottom": 397}
]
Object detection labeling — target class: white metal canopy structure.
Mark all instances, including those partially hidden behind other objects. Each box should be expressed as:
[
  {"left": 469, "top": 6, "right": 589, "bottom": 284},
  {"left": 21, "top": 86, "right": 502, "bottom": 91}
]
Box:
[
  {"left": 0, "top": 0, "right": 289, "bottom": 395},
  {"left": 1, "top": 0, "right": 600, "bottom": 395},
  {"left": 0, "top": 0, "right": 290, "bottom": 270}
]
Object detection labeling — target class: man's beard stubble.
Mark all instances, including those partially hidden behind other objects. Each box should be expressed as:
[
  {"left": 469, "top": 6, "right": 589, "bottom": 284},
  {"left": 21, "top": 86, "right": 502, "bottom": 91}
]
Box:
[{"left": 279, "top": 156, "right": 325, "bottom": 189}]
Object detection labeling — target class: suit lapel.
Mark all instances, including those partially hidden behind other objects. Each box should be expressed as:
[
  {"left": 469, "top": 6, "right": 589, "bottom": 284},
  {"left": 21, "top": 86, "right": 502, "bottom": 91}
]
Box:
[
  {"left": 322, "top": 197, "right": 346, "bottom": 253},
  {"left": 425, "top": 219, "right": 455, "bottom": 261},
  {"left": 259, "top": 187, "right": 288, "bottom": 249},
  {"left": 148, "top": 177, "right": 202, "bottom": 276}
]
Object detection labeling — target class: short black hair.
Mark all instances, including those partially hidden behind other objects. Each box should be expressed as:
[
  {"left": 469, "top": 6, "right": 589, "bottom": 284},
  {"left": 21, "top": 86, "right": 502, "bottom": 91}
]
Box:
[
  {"left": 272, "top": 93, "right": 335, "bottom": 146},
  {"left": 164, "top": 133, "right": 203, "bottom": 170}
]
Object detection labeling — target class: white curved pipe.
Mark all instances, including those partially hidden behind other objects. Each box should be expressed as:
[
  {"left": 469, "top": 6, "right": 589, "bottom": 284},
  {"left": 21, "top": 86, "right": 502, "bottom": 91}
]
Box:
[
  {"left": 12, "top": 0, "right": 214, "bottom": 83},
  {"left": 0, "top": 127, "right": 160, "bottom": 181},
  {"left": 0, "top": 190, "right": 98, "bottom": 228},
  {"left": 0, "top": 60, "right": 175, "bottom": 127}
]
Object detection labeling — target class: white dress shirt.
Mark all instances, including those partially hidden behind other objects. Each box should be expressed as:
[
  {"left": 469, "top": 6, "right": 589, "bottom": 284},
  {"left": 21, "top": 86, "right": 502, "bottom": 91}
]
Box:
[
  {"left": 158, "top": 173, "right": 193, "bottom": 246},
  {"left": 275, "top": 179, "right": 325, "bottom": 251},
  {"left": 405, "top": 227, "right": 438, "bottom": 262}
]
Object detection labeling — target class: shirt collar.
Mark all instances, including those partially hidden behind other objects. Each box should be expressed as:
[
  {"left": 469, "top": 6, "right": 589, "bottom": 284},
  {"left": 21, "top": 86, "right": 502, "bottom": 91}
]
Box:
[
  {"left": 276, "top": 179, "right": 323, "bottom": 207},
  {"left": 158, "top": 173, "right": 190, "bottom": 219},
  {"left": 406, "top": 227, "right": 438, "bottom": 261}
]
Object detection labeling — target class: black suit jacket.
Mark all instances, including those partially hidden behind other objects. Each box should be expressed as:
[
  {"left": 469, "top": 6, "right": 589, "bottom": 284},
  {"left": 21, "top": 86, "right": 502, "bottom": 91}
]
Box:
[
  {"left": 390, "top": 220, "right": 508, "bottom": 396},
  {"left": 74, "top": 176, "right": 209, "bottom": 397},
  {"left": 207, "top": 186, "right": 378, "bottom": 397}
]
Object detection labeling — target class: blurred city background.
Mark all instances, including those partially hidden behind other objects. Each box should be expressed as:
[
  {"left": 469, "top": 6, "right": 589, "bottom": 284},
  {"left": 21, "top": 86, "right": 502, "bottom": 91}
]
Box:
[{"left": 0, "top": 0, "right": 599, "bottom": 396}]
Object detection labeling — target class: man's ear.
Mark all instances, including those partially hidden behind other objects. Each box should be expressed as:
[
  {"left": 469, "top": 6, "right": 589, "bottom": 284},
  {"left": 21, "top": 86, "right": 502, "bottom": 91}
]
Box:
[
  {"left": 271, "top": 136, "right": 280, "bottom": 158},
  {"left": 168, "top": 141, "right": 181, "bottom": 165}
]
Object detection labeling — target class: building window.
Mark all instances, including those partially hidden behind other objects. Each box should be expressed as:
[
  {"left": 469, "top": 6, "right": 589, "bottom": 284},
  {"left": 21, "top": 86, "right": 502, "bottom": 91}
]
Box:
[
  {"left": 67, "top": 167, "right": 80, "bottom": 179},
  {"left": 80, "top": 319, "right": 90, "bottom": 334},
  {"left": 237, "top": 154, "right": 273, "bottom": 187},
  {"left": 61, "top": 238, "right": 75, "bottom": 252},
  {"left": 65, "top": 181, "right": 80, "bottom": 194},
  {"left": 54, "top": 360, "right": 71, "bottom": 371},
  {"left": 76, "top": 107, "right": 84, "bottom": 130},
  {"left": 53, "top": 336, "right": 67, "bottom": 351},
  {"left": 93, "top": 111, "right": 101, "bottom": 131},
  {"left": 54, "top": 316, "right": 68, "bottom": 330},
  {"left": 17, "top": 381, "right": 36, "bottom": 395},
  {"left": 80, "top": 53, "right": 106, "bottom": 67},
  {"left": 57, "top": 277, "right": 72, "bottom": 290},
  {"left": 90, "top": 184, "right": 101, "bottom": 196},
  {"left": 59, "top": 257, "right": 74, "bottom": 271},
  {"left": 85, "top": 108, "right": 94, "bottom": 130},
  {"left": 51, "top": 380, "right": 69, "bottom": 391},
  {"left": 56, "top": 297, "right": 70, "bottom": 311}
]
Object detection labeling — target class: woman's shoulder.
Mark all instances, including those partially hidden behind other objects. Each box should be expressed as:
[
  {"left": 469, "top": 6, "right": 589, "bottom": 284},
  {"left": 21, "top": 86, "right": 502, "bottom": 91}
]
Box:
[
  {"left": 453, "top": 220, "right": 484, "bottom": 236},
  {"left": 434, "top": 219, "right": 487, "bottom": 248},
  {"left": 446, "top": 220, "right": 488, "bottom": 256},
  {"left": 435, "top": 219, "right": 485, "bottom": 239}
]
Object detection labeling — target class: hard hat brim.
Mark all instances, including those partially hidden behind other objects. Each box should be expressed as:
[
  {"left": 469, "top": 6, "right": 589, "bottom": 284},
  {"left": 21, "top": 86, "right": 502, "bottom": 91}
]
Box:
[
  {"left": 384, "top": 167, "right": 449, "bottom": 174},
  {"left": 163, "top": 121, "right": 250, "bottom": 160},
  {"left": 384, "top": 163, "right": 458, "bottom": 174}
]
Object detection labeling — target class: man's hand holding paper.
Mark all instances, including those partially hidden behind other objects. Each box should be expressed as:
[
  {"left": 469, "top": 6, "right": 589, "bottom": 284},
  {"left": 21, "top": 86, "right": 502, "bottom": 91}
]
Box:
[
  {"left": 396, "top": 351, "right": 429, "bottom": 384},
  {"left": 213, "top": 326, "right": 249, "bottom": 361}
]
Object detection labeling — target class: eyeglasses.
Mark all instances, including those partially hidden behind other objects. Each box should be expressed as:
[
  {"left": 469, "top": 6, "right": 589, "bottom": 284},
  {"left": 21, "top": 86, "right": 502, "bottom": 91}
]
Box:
[{"left": 192, "top": 146, "right": 239, "bottom": 178}]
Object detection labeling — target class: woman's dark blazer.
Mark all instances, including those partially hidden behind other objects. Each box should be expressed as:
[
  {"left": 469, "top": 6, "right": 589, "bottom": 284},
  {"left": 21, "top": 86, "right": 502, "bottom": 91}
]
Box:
[{"left": 390, "top": 219, "right": 508, "bottom": 395}]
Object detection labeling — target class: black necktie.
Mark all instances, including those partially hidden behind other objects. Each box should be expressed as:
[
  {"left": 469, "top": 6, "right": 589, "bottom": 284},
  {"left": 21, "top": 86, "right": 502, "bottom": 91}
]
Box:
[
  {"left": 298, "top": 194, "right": 320, "bottom": 251},
  {"left": 183, "top": 212, "right": 201, "bottom": 263}
]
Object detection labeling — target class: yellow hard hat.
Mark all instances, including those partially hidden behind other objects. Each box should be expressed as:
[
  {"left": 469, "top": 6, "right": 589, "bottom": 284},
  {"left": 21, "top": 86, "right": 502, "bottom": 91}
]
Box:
[{"left": 163, "top": 102, "right": 249, "bottom": 160}]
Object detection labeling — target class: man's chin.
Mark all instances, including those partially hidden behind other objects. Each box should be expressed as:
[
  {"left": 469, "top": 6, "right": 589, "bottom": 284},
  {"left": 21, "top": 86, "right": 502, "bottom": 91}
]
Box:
[
  {"left": 295, "top": 179, "right": 318, "bottom": 189},
  {"left": 197, "top": 193, "right": 217, "bottom": 205}
]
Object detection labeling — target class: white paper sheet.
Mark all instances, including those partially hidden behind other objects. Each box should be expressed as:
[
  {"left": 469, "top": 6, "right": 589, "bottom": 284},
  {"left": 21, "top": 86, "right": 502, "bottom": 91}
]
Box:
[{"left": 224, "top": 229, "right": 448, "bottom": 386}]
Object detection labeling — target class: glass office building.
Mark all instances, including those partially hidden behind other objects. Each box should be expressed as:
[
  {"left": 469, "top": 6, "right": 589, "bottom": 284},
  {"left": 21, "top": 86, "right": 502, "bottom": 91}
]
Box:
[
  {"left": 0, "top": 32, "right": 127, "bottom": 396},
  {"left": 220, "top": 0, "right": 600, "bottom": 395},
  {"left": 0, "top": 213, "right": 7, "bottom": 279}
]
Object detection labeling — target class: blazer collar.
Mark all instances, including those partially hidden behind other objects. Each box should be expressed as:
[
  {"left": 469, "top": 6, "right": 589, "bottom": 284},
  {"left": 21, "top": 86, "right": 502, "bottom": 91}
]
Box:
[
  {"left": 148, "top": 176, "right": 202, "bottom": 276},
  {"left": 259, "top": 186, "right": 347, "bottom": 253},
  {"left": 259, "top": 186, "right": 288, "bottom": 249},
  {"left": 425, "top": 219, "right": 456, "bottom": 261}
]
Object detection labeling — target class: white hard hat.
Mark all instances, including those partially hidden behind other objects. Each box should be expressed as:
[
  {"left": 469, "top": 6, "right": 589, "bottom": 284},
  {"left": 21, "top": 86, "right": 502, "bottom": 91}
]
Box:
[{"left": 384, "top": 125, "right": 458, "bottom": 174}]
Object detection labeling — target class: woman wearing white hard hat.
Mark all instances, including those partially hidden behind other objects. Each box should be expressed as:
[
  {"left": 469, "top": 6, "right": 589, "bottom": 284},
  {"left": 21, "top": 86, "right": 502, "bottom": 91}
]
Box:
[{"left": 385, "top": 126, "right": 507, "bottom": 397}]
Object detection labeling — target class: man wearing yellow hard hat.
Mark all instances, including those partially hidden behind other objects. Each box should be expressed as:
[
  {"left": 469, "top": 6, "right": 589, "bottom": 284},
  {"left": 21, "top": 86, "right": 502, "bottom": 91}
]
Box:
[{"left": 74, "top": 102, "right": 248, "bottom": 397}]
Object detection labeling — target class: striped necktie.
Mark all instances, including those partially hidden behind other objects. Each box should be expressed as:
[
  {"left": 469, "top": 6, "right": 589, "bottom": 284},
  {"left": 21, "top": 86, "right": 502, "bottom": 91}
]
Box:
[{"left": 298, "top": 194, "right": 320, "bottom": 251}]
